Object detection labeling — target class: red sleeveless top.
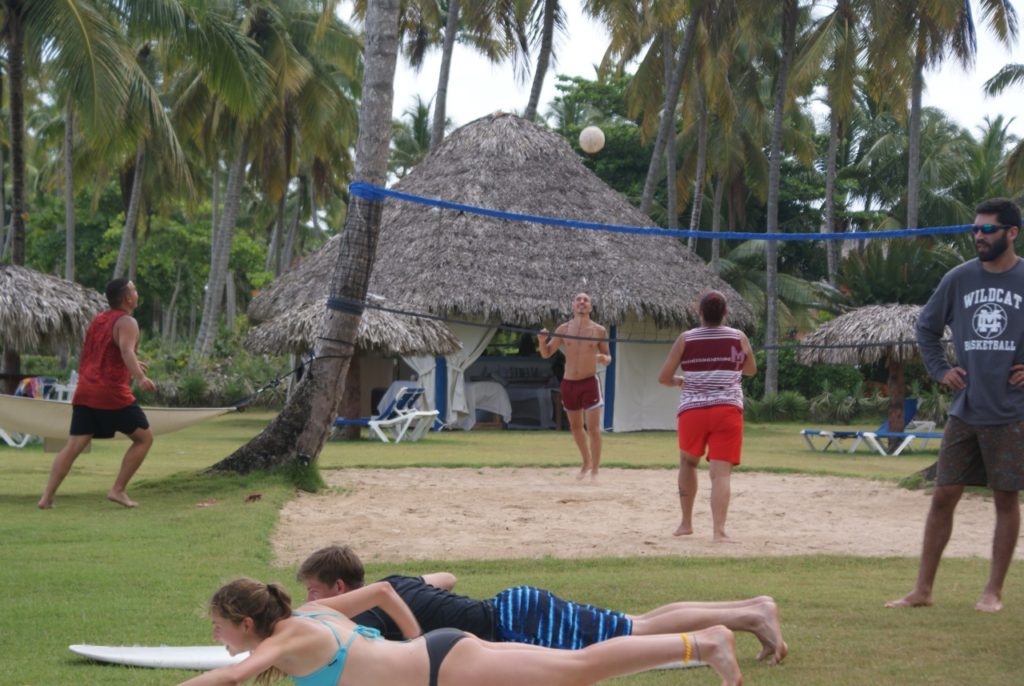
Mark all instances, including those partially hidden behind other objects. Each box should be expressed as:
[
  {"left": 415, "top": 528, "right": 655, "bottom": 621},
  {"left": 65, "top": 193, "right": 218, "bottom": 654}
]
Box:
[{"left": 72, "top": 310, "right": 136, "bottom": 409}]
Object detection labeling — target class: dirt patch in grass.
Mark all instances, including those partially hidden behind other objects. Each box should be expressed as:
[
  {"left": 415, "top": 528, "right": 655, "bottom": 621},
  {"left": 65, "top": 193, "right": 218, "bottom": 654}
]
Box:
[{"left": 272, "top": 468, "right": 1021, "bottom": 564}]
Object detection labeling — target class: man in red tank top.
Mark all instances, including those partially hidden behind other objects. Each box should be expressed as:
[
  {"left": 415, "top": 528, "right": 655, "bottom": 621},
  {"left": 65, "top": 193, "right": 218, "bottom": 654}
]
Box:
[{"left": 38, "top": 279, "right": 156, "bottom": 509}]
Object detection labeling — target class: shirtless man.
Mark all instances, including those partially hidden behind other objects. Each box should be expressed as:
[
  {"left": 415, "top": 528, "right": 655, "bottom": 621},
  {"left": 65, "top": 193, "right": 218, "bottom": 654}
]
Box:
[{"left": 539, "top": 292, "right": 611, "bottom": 480}]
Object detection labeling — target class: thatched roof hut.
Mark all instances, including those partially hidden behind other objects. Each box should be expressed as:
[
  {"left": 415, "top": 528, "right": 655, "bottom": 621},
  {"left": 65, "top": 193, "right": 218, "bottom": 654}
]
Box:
[
  {"left": 252, "top": 113, "right": 753, "bottom": 431},
  {"left": 246, "top": 302, "right": 460, "bottom": 356},
  {"left": 255, "top": 113, "right": 751, "bottom": 330},
  {"left": 797, "top": 304, "right": 947, "bottom": 436},
  {"left": 0, "top": 264, "right": 106, "bottom": 352}
]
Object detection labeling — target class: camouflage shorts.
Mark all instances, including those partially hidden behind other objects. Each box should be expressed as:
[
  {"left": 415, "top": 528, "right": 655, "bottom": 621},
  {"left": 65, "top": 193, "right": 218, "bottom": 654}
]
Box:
[{"left": 937, "top": 416, "right": 1024, "bottom": 492}]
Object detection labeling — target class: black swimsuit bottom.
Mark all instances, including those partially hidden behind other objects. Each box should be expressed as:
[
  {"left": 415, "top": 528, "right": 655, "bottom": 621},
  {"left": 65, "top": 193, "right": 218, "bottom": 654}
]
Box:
[{"left": 424, "top": 628, "right": 467, "bottom": 686}]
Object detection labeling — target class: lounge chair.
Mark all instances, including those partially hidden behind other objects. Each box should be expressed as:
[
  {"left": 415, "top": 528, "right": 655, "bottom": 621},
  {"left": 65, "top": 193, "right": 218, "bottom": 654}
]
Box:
[
  {"left": 801, "top": 398, "right": 918, "bottom": 454},
  {"left": 861, "top": 421, "right": 943, "bottom": 456},
  {"left": 0, "top": 426, "right": 31, "bottom": 448},
  {"left": 334, "top": 387, "right": 436, "bottom": 443}
]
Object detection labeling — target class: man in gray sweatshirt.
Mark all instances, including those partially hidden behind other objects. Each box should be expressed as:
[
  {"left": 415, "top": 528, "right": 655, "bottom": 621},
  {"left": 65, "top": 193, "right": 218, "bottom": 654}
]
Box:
[{"left": 887, "top": 197, "right": 1024, "bottom": 613}]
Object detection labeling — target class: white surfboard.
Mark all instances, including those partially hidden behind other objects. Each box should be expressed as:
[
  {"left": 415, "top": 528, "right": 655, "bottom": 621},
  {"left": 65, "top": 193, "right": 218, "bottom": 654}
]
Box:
[
  {"left": 69, "top": 644, "right": 248, "bottom": 670},
  {"left": 68, "top": 644, "right": 703, "bottom": 672}
]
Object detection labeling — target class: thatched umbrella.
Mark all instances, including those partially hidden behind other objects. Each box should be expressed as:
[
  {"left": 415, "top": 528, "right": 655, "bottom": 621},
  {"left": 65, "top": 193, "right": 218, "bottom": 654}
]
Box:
[
  {"left": 0, "top": 264, "right": 106, "bottom": 391},
  {"left": 0, "top": 264, "right": 106, "bottom": 351},
  {"left": 245, "top": 302, "right": 460, "bottom": 356},
  {"left": 254, "top": 112, "right": 752, "bottom": 331},
  {"left": 796, "top": 304, "right": 941, "bottom": 439}
]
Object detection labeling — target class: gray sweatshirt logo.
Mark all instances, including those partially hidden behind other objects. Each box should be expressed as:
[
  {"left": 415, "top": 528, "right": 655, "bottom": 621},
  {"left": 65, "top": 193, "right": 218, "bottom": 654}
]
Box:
[{"left": 972, "top": 303, "right": 1008, "bottom": 339}]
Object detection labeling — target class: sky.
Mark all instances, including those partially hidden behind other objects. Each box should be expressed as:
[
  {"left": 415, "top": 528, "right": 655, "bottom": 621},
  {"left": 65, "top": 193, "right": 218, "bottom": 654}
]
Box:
[{"left": 375, "top": 1, "right": 1024, "bottom": 139}]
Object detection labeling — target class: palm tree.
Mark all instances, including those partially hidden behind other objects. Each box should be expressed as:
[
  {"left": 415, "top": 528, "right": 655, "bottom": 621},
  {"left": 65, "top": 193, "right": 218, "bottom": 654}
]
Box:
[
  {"left": 209, "top": 0, "right": 402, "bottom": 473},
  {"left": 717, "top": 239, "right": 841, "bottom": 332},
  {"left": 984, "top": 62, "right": 1024, "bottom": 188},
  {"left": 797, "top": 0, "right": 873, "bottom": 284},
  {"left": 870, "top": 0, "right": 1018, "bottom": 230},
  {"left": 0, "top": 0, "right": 134, "bottom": 390},
  {"left": 251, "top": 5, "right": 362, "bottom": 275},
  {"left": 762, "top": 0, "right": 800, "bottom": 397},
  {"left": 355, "top": 0, "right": 523, "bottom": 148},
  {"left": 638, "top": 6, "right": 699, "bottom": 216},
  {"left": 391, "top": 95, "right": 439, "bottom": 177},
  {"left": 523, "top": 0, "right": 566, "bottom": 121}
]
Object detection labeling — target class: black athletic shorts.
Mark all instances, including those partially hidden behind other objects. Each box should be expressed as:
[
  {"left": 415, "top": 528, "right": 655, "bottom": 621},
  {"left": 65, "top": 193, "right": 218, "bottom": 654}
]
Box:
[{"left": 70, "top": 403, "right": 150, "bottom": 439}]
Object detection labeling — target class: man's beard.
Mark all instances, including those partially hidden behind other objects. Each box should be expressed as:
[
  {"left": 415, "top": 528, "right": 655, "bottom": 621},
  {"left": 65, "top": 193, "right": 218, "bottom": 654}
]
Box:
[{"left": 978, "top": 233, "right": 1010, "bottom": 262}]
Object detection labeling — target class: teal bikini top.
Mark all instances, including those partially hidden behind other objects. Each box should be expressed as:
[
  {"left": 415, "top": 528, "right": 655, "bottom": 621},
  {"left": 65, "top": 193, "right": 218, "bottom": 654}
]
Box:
[{"left": 290, "top": 611, "right": 382, "bottom": 686}]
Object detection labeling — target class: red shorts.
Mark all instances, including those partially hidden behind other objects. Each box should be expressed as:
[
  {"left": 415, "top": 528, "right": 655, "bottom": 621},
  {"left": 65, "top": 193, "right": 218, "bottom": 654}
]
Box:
[
  {"left": 560, "top": 376, "right": 603, "bottom": 412},
  {"left": 677, "top": 405, "right": 744, "bottom": 464}
]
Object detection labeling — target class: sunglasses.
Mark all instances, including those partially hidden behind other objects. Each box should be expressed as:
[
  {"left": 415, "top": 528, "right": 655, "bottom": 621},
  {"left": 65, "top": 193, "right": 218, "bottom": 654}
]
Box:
[{"left": 972, "top": 223, "right": 1015, "bottom": 234}]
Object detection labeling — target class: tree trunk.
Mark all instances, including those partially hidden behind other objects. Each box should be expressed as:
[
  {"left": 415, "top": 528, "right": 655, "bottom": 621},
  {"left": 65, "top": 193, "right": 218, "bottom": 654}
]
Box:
[
  {"left": 431, "top": 0, "right": 460, "bottom": 147},
  {"left": 906, "top": 40, "right": 926, "bottom": 230},
  {"left": 129, "top": 214, "right": 140, "bottom": 282},
  {"left": 710, "top": 175, "right": 724, "bottom": 273},
  {"left": 9, "top": 5, "right": 26, "bottom": 267},
  {"left": 266, "top": 192, "right": 284, "bottom": 273},
  {"left": 524, "top": 0, "right": 557, "bottom": 122},
  {"left": 209, "top": 0, "right": 401, "bottom": 473},
  {"left": 308, "top": 174, "right": 319, "bottom": 234},
  {"left": 114, "top": 144, "right": 146, "bottom": 279},
  {"left": 337, "top": 352, "right": 363, "bottom": 440},
  {"left": 764, "top": 0, "right": 798, "bottom": 398},
  {"left": 64, "top": 103, "right": 76, "bottom": 281},
  {"left": 223, "top": 270, "right": 235, "bottom": 326},
  {"left": 886, "top": 358, "right": 906, "bottom": 452},
  {"left": 688, "top": 79, "right": 708, "bottom": 250},
  {"left": 0, "top": 69, "right": 6, "bottom": 262},
  {"left": 641, "top": 15, "right": 699, "bottom": 216},
  {"left": 211, "top": 161, "right": 220, "bottom": 240},
  {"left": 3, "top": 8, "right": 29, "bottom": 389},
  {"left": 281, "top": 192, "right": 302, "bottom": 273},
  {"left": 824, "top": 109, "right": 839, "bottom": 284},
  {"left": 162, "top": 263, "right": 183, "bottom": 348},
  {"left": 194, "top": 136, "right": 249, "bottom": 359},
  {"left": 663, "top": 30, "right": 678, "bottom": 230}
]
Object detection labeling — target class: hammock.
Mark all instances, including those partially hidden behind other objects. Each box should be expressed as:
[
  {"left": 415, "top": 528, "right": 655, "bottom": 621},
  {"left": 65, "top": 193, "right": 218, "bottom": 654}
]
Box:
[{"left": 0, "top": 394, "right": 236, "bottom": 443}]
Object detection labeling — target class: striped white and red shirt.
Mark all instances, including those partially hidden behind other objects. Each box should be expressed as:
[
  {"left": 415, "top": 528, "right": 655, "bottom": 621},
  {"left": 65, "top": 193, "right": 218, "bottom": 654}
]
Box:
[{"left": 677, "top": 326, "right": 746, "bottom": 414}]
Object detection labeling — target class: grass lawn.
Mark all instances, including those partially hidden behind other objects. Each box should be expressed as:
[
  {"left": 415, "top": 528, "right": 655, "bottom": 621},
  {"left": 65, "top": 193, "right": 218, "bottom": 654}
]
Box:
[{"left": 1, "top": 412, "right": 1020, "bottom": 685}]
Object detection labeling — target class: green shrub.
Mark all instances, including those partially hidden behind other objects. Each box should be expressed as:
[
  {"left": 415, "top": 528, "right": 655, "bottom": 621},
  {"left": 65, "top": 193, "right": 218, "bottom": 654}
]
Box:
[
  {"left": 743, "top": 347, "right": 863, "bottom": 399},
  {"left": 746, "top": 391, "right": 808, "bottom": 422},
  {"left": 179, "top": 373, "right": 210, "bottom": 406}
]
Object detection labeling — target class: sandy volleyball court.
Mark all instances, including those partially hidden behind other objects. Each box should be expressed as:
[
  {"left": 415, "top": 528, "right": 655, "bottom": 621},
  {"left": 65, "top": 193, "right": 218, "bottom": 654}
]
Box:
[{"left": 271, "top": 468, "right": 1023, "bottom": 565}]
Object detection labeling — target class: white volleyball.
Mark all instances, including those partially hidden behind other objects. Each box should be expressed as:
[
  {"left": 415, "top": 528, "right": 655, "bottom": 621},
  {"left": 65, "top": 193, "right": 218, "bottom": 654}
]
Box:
[{"left": 579, "top": 126, "right": 605, "bottom": 154}]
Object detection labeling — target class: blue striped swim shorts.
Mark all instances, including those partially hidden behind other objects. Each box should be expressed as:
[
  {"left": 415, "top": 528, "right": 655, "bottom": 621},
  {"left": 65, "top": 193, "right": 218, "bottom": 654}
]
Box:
[{"left": 490, "top": 586, "right": 633, "bottom": 649}]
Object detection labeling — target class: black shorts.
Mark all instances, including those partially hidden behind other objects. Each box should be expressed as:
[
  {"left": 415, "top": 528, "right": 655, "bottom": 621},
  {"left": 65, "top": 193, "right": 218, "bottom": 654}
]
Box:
[{"left": 70, "top": 403, "right": 150, "bottom": 439}]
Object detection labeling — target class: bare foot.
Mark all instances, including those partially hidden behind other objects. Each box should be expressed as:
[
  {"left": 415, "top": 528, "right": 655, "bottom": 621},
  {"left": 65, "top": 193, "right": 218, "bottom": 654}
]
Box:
[
  {"left": 885, "top": 591, "right": 932, "bottom": 609},
  {"left": 37, "top": 498, "right": 54, "bottom": 510},
  {"left": 753, "top": 598, "right": 788, "bottom": 665},
  {"left": 575, "top": 468, "right": 587, "bottom": 481},
  {"left": 975, "top": 592, "right": 1003, "bottom": 613},
  {"left": 673, "top": 524, "right": 693, "bottom": 536},
  {"left": 106, "top": 491, "right": 138, "bottom": 508},
  {"left": 696, "top": 625, "right": 743, "bottom": 686},
  {"left": 713, "top": 532, "right": 735, "bottom": 543}
]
